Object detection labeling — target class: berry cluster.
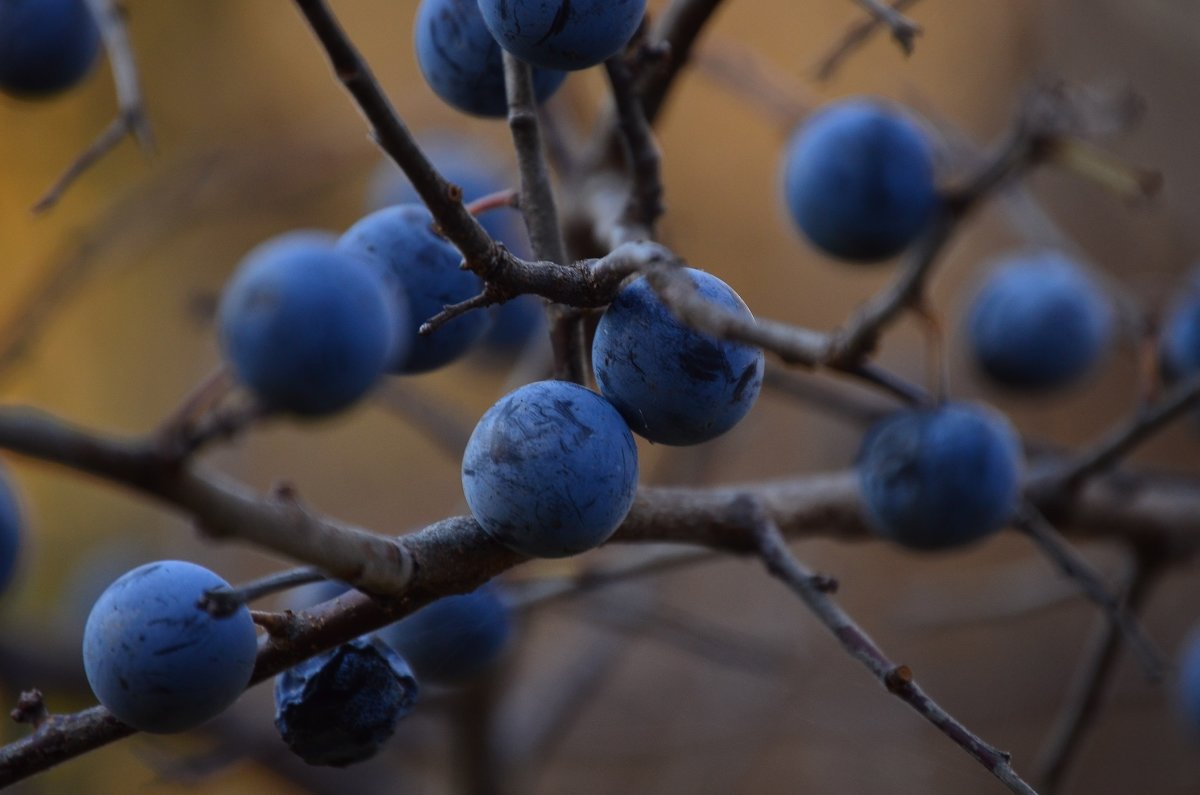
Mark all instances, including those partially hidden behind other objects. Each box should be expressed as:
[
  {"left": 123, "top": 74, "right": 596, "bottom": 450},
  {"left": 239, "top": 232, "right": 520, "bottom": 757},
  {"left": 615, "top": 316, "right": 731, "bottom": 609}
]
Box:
[{"left": 3, "top": 1, "right": 1199, "bottom": 789}]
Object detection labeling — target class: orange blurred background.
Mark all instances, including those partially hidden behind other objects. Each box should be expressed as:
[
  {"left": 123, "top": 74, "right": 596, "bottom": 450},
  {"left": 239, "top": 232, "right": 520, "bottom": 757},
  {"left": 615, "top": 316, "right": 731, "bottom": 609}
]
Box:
[{"left": 1, "top": 1, "right": 1199, "bottom": 793}]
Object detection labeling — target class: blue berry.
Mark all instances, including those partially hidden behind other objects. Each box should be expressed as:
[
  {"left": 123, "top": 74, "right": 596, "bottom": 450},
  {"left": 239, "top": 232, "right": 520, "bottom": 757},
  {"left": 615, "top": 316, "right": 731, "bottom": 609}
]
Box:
[
  {"left": 1177, "top": 629, "right": 1200, "bottom": 735},
  {"left": 462, "top": 380, "right": 639, "bottom": 558},
  {"left": 367, "top": 136, "right": 529, "bottom": 257},
  {"left": 82, "top": 561, "right": 258, "bottom": 733},
  {"left": 1160, "top": 275, "right": 1200, "bottom": 383},
  {"left": 415, "top": 0, "right": 566, "bottom": 117},
  {"left": 367, "top": 138, "right": 547, "bottom": 355},
  {"left": 482, "top": 295, "right": 546, "bottom": 354},
  {"left": 217, "top": 235, "right": 400, "bottom": 415},
  {"left": 857, "top": 403, "right": 1022, "bottom": 551},
  {"left": 966, "top": 251, "right": 1114, "bottom": 390},
  {"left": 368, "top": 137, "right": 506, "bottom": 219},
  {"left": 383, "top": 587, "right": 512, "bottom": 685},
  {"left": 593, "top": 269, "right": 764, "bottom": 445},
  {"left": 478, "top": 0, "right": 647, "bottom": 71},
  {"left": 782, "top": 99, "right": 937, "bottom": 263},
  {"left": 0, "top": 0, "right": 100, "bottom": 98},
  {"left": 274, "top": 637, "right": 418, "bottom": 767},
  {"left": 0, "top": 461, "right": 20, "bottom": 596},
  {"left": 339, "top": 204, "right": 489, "bottom": 374}
]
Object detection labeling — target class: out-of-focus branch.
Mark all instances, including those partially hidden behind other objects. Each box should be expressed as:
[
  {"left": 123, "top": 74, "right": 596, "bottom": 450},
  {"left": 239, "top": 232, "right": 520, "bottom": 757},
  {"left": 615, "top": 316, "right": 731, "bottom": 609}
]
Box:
[
  {"left": 816, "top": 0, "right": 923, "bottom": 80},
  {"left": 1049, "top": 373, "right": 1200, "bottom": 495},
  {"left": 34, "top": 0, "right": 154, "bottom": 213},
  {"left": 1034, "top": 546, "right": 1165, "bottom": 793},
  {"left": 0, "top": 407, "right": 413, "bottom": 598},
  {"left": 853, "top": 0, "right": 921, "bottom": 52},
  {"left": 373, "top": 381, "right": 475, "bottom": 462},
  {"left": 1013, "top": 505, "right": 1164, "bottom": 678},
  {"left": 290, "top": 0, "right": 497, "bottom": 268},
  {"left": 639, "top": 0, "right": 727, "bottom": 124},
  {"left": 742, "top": 495, "right": 1037, "bottom": 795},
  {"left": 760, "top": 367, "right": 896, "bottom": 426},
  {"left": 604, "top": 55, "right": 665, "bottom": 243}
]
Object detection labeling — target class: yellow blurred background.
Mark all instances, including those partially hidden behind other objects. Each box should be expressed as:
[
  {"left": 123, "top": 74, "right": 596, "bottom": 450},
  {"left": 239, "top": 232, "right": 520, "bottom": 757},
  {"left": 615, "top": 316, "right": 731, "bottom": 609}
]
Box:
[{"left": 1, "top": 1, "right": 1199, "bottom": 792}]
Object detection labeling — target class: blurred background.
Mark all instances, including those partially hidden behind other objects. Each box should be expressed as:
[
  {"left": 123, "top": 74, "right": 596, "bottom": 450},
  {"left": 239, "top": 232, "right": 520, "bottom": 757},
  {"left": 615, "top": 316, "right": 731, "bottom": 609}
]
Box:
[{"left": 1, "top": 0, "right": 1199, "bottom": 792}]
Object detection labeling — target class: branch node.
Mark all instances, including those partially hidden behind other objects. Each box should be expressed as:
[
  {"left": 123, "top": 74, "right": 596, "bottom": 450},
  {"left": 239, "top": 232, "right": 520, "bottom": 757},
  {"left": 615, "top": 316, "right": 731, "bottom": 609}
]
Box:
[
  {"left": 10, "top": 691, "right": 49, "bottom": 728},
  {"left": 885, "top": 664, "right": 913, "bottom": 693},
  {"left": 250, "top": 610, "right": 296, "bottom": 638},
  {"left": 812, "top": 574, "right": 839, "bottom": 593}
]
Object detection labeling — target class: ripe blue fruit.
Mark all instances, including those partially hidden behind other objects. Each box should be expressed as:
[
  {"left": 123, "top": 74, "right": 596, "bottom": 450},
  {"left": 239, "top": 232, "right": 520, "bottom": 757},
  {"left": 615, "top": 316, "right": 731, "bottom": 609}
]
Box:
[
  {"left": 462, "top": 380, "right": 639, "bottom": 558},
  {"left": 366, "top": 138, "right": 547, "bottom": 354},
  {"left": 217, "top": 235, "right": 401, "bottom": 415},
  {"left": 82, "top": 561, "right": 258, "bottom": 733},
  {"left": 857, "top": 403, "right": 1023, "bottom": 550},
  {"left": 0, "top": 461, "right": 20, "bottom": 596},
  {"left": 481, "top": 295, "right": 546, "bottom": 354},
  {"left": 592, "top": 269, "right": 765, "bottom": 445},
  {"left": 367, "top": 135, "right": 530, "bottom": 259},
  {"left": 274, "top": 637, "right": 418, "bottom": 767},
  {"left": 0, "top": 464, "right": 20, "bottom": 594},
  {"left": 782, "top": 99, "right": 937, "bottom": 263},
  {"left": 339, "top": 204, "right": 489, "bottom": 374},
  {"left": 414, "top": 0, "right": 566, "bottom": 117},
  {"left": 1176, "top": 629, "right": 1200, "bottom": 734},
  {"left": 0, "top": 0, "right": 100, "bottom": 98},
  {"left": 383, "top": 587, "right": 512, "bottom": 685},
  {"left": 1159, "top": 275, "right": 1200, "bottom": 383},
  {"left": 966, "top": 251, "right": 1114, "bottom": 390},
  {"left": 478, "top": 0, "right": 647, "bottom": 71}
]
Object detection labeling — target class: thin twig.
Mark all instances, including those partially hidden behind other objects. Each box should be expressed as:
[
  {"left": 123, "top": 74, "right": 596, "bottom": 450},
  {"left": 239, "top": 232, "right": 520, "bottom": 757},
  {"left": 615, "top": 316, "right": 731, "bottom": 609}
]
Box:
[
  {"left": 152, "top": 368, "right": 268, "bottom": 461},
  {"left": 827, "top": 107, "right": 1039, "bottom": 365},
  {"left": 693, "top": 36, "right": 813, "bottom": 131},
  {"left": 850, "top": 0, "right": 922, "bottom": 55},
  {"left": 34, "top": 0, "right": 154, "bottom": 213},
  {"left": 1052, "top": 373, "right": 1200, "bottom": 494},
  {"left": 581, "top": 591, "right": 800, "bottom": 677},
  {"left": 1013, "top": 504, "right": 1164, "bottom": 679},
  {"left": 740, "top": 495, "right": 1038, "bottom": 795},
  {"left": 507, "top": 547, "right": 719, "bottom": 610},
  {"left": 1034, "top": 546, "right": 1165, "bottom": 793},
  {"left": 502, "top": 52, "right": 583, "bottom": 384},
  {"left": 200, "top": 567, "right": 325, "bottom": 617},
  {"left": 639, "top": 0, "right": 728, "bottom": 125},
  {"left": 452, "top": 672, "right": 510, "bottom": 795},
  {"left": 290, "top": 0, "right": 497, "bottom": 269},
  {"left": 503, "top": 54, "right": 567, "bottom": 267},
  {"left": 466, "top": 189, "right": 521, "bottom": 217},
  {"left": 604, "top": 55, "right": 665, "bottom": 242},
  {"left": 760, "top": 367, "right": 895, "bottom": 426},
  {"left": 419, "top": 289, "right": 504, "bottom": 337},
  {"left": 154, "top": 366, "right": 233, "bottom": 442},
  {"left": 816, "top": 0, "right": 923, "bottom": 80}
]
